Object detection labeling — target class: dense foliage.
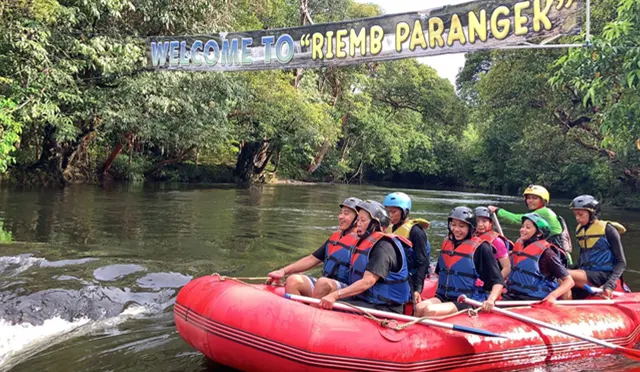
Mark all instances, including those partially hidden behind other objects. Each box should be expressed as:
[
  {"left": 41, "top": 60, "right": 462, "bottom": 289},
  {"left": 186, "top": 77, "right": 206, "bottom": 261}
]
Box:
[{"left": 0, "top": 0, "right": 638, "bottom": 205}]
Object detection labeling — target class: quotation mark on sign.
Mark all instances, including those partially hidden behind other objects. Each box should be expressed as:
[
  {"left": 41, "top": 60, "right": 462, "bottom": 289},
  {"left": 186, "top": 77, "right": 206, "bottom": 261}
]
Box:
[
  {"left": 300, "top": 34, "right": 311, "bottom": 47},
  {"left": 555, "top": 0, "right": 573, "bottom": 10}
]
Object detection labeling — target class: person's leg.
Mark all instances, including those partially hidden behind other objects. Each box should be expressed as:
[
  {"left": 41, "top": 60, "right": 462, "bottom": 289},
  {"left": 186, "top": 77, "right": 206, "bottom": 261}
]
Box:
[
  {"left": 416, "top": 302, "right": 459, "bottom": 317},
  {"left": 567, "top": 269, "right": 589, "bottom": 300},
  {"left": 414, "top": 298, "right": 441, "bottom": 317},
  {"left": 568, "top": 269, "right": 589, "bottom": 287},
  {"left": 284, "top": 274, "right": 315, "bottom": 296},
  {"left": 312, "top": 277, "right": 341, "bottom": 298}
]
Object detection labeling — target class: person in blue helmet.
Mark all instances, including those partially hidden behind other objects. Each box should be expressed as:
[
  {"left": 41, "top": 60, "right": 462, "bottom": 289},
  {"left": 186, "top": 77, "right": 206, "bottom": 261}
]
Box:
[{"left": 383, "top": 192, "right": 431, "bottom": 305}]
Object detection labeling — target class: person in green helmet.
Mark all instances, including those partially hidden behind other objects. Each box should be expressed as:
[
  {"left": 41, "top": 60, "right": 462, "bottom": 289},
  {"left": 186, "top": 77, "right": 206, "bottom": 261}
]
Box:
[
  {"left": 503, "top": 213, "right": 574, "bottom": 303},
  {"left": 488, "top": 184, "right": 573, "bottom": 265}
]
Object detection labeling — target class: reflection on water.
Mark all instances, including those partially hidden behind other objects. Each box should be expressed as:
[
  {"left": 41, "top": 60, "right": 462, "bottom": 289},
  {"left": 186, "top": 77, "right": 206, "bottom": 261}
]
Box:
[{"left": 0, "top": 183, "right": 639, "bottom": 372}]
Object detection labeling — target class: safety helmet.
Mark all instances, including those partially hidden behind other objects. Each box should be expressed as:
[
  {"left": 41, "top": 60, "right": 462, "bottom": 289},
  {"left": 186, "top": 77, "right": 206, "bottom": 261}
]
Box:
[
  {"left": 569, "top": 195, "right": 600, "bottom": 219},
  {"left": 383, "top": 192, "right": 412, "bottom": 214},
  {"left": 522, "top": 213, "right": 551, "bottom": 239},
  {"left": 356, "top": 200, "right": 391, "bottom": 231},
  {"left": 448, "top": 207, "right": 476, "bottom": 234},
  {"left": 474, "top": 207, "right": 492, "bottom": 220},
  {"left": 340, "top": 197, "right": 362, "bottom": 214},
  {"left": 523, "top": 184, "right": 550, "bottom": 205}
]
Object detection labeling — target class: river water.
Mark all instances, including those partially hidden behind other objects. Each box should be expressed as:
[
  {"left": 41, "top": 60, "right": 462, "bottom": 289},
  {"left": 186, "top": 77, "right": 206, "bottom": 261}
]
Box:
[{"left": 1, "top": 184, "right": 639, "bottom": 372}]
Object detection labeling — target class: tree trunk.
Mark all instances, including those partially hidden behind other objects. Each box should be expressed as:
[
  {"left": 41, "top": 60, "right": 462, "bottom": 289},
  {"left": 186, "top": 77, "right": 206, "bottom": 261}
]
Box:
[
  {"left": 307, "top": 113, "right": 348, "bottom": 174},
  {"left": 234, "top": 139, "right": 274, "bottom": 184},
  {"left": 62, "top": 129, "right": 96, "bottom": 182},
  {"left": 307, "top": 140, "right": 330, "bottom": 173},
  {"left": 145, "top": 144, "right": 197, "bottom": 176},
  {"left": 102, "top": 132, "right": 134, "bottom": 175},
  {"left": 293, "top": 0, "right": 311, "bottom": 89}
]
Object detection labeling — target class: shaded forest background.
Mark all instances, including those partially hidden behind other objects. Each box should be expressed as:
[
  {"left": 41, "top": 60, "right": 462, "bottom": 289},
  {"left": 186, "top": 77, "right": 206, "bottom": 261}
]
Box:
[{"left": 1, "top": 0, "right": 639, "bottom": 205}]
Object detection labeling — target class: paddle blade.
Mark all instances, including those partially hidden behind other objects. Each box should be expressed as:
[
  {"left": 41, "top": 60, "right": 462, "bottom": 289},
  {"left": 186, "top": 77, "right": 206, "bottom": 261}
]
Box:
[{"left": 452, "top": 324, "right": 508, "bottom": 339}]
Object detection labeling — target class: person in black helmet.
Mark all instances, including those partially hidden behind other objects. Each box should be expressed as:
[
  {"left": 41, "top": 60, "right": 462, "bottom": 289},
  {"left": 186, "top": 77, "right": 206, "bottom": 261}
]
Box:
[
  {"left": 414, "top": 207, "right": 504, "bottom": 317},
  {"left": 267, "top": 197, "right": 362, "bottom": 298},
  {"left": 567, "top": 195, "right": 628, "bottom": 299},
  {"left": 319, "top": 200, "right": 411, "bottom": 314}
]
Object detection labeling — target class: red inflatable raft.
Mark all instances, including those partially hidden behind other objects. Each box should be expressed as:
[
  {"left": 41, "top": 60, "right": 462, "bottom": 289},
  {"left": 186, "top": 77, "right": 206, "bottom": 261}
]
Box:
[{"left": 174, "top": 275, "right": 640, "bottom": 371}]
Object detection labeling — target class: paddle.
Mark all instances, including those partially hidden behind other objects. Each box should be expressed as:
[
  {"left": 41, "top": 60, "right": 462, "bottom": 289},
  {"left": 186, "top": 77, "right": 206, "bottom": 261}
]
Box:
[
  {"left": 284, "top": 293, "right": 507, "bottom": 338},
  {"left": 491, "top": 211, "right": 504, "bottom": 236},
  {"left": 496, "top": 299, "right": 617, "bottom": 306},
  {"left": 584, "top": 284, "right": 625, "bottom": 297},
  {"left": 459, "top": 295, "right": 640, "bottom": 360}
]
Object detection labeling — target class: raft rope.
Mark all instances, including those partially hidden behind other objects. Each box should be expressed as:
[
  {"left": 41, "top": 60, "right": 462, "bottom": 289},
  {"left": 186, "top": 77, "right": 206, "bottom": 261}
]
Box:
[
  {"left": 211, "top": 273, "right": 281, "bottom": 285},
  {"left": 209, "top": 273, "right": 480, "bottom": 332}
]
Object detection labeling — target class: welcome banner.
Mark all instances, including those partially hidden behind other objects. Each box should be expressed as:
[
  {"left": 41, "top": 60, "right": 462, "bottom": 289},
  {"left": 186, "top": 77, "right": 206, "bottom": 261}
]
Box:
[{"left": 148, "top": 0, "right": 582, "bottom": 71}]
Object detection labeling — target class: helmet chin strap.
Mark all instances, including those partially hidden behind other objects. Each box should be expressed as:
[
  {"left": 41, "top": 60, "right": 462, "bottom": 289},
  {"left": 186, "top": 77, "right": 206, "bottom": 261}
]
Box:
[
  {"left": 588, "top": 210, "right": 597, "bottom": 223},
  {"left": 349, "top": 215, "right": 358, "bottom": 229},
  {"left": 365, "top": 220, "right": 380, "bottom": 235}
]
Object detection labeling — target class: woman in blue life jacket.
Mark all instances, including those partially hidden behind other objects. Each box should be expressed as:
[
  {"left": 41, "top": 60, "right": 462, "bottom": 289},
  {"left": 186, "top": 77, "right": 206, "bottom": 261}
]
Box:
[
  {"left": 318, "top": 200, "right": 411, "bottom": 314},
  {"left": 267, "top": 197, "right": 361, "bottom": 298},
  {"left": 567, "top": 195, "right": 627, "bottom": 299},
  {"left": 383, "top": 192, "right": 431, "bottom": 305},
  {"left": 414, "top": 207, "right": 504, "bottom": 317},
  {"left": 503, "top": 213, "right": 574, "bottom": 303}
]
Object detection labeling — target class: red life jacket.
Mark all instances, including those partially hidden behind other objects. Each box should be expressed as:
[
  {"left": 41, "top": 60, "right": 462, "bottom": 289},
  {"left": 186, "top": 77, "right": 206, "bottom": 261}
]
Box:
[
  {"left": 322, "top": 229, "right": 359, "bottom": 283},
  {"left": 477, "top": 230, "right": 514, "bottom": 252}
]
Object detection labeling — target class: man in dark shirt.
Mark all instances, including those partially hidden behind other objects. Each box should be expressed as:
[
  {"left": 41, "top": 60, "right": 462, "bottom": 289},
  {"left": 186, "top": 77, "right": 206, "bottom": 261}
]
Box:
[
  {"left": 267, "top": 197, "right": 361, "bottom": 297},
  {"left": 319, "top": 200, "right": 410, "bottom": 314}
]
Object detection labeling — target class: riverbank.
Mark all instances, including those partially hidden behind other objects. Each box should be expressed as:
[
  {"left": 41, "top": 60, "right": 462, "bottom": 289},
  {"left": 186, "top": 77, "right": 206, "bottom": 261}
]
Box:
[{"left": 4, "top": 164, "right": 640, "bottom": 209}]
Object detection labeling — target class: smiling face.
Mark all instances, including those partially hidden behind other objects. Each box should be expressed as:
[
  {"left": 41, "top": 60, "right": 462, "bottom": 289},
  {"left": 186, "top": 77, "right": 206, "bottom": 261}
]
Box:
[
  {"left": 356, "top": 210, "right": 372, "bottom": 237},
  {"left": 572, "top": 209, "right": 591, "bottom": 226},
  {"left": 386, "top": 206, "right": 403, "bottom": 226},
  {"left": 449, "top": 219, "right": 470, "bottom": 241},
  {"left": 476, "top": 216, "right": 493, "bottom": 234},
  {"left": 520, "top": 219, "right": 538, "bottom": 240},
  {"left": 525, "top": 194, "right": 543, "bottom": 210},
  {"left": 338, "top": 207, "right": 357, "bottom": 232}
]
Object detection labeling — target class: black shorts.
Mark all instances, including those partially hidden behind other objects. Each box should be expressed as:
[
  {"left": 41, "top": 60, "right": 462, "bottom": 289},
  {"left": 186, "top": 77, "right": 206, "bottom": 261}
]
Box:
[
  {"left": 571, "top": 271, "right": 614, "bottom": 299},
  {"left": 435, "top": 294, "right": 475, "bottom": 311},
  {"left": 585, "top": 270, "right": 611, "bottom": 287},
  {"left": 501, "top": 292, "right": 541, "bottom": 301},
  {"left": 342, "top": 299, "right": 405, "bottom": 315}
]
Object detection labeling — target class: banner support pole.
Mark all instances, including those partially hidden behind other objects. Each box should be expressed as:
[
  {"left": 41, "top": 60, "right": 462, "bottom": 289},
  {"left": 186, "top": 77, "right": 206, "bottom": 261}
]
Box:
[{"left": 586, "top": 0, "right": 591, "bottom": 44}]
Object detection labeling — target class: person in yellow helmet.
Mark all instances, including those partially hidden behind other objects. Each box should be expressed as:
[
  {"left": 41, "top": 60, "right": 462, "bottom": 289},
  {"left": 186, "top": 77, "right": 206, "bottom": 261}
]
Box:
[{"left": 488, "top": 184, "right": 573, "bottom": 265}]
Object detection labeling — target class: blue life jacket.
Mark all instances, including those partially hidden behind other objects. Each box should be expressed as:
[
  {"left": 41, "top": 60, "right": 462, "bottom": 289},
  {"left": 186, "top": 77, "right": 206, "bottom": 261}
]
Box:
[
  {"left": 322, "top": 230, "right": 359, "bottom": 283},
  {"left": 507, "top": 239, "right": 559, "bottom": 299},
  {"left": 349, "top": 232, "right": 411, "bottom": 306},
  {"left": 576, "top": 220, "right": 622, "bottom": 272},
  {"left": 436, "top": 236, "right": 488, "bottom": 302}
]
